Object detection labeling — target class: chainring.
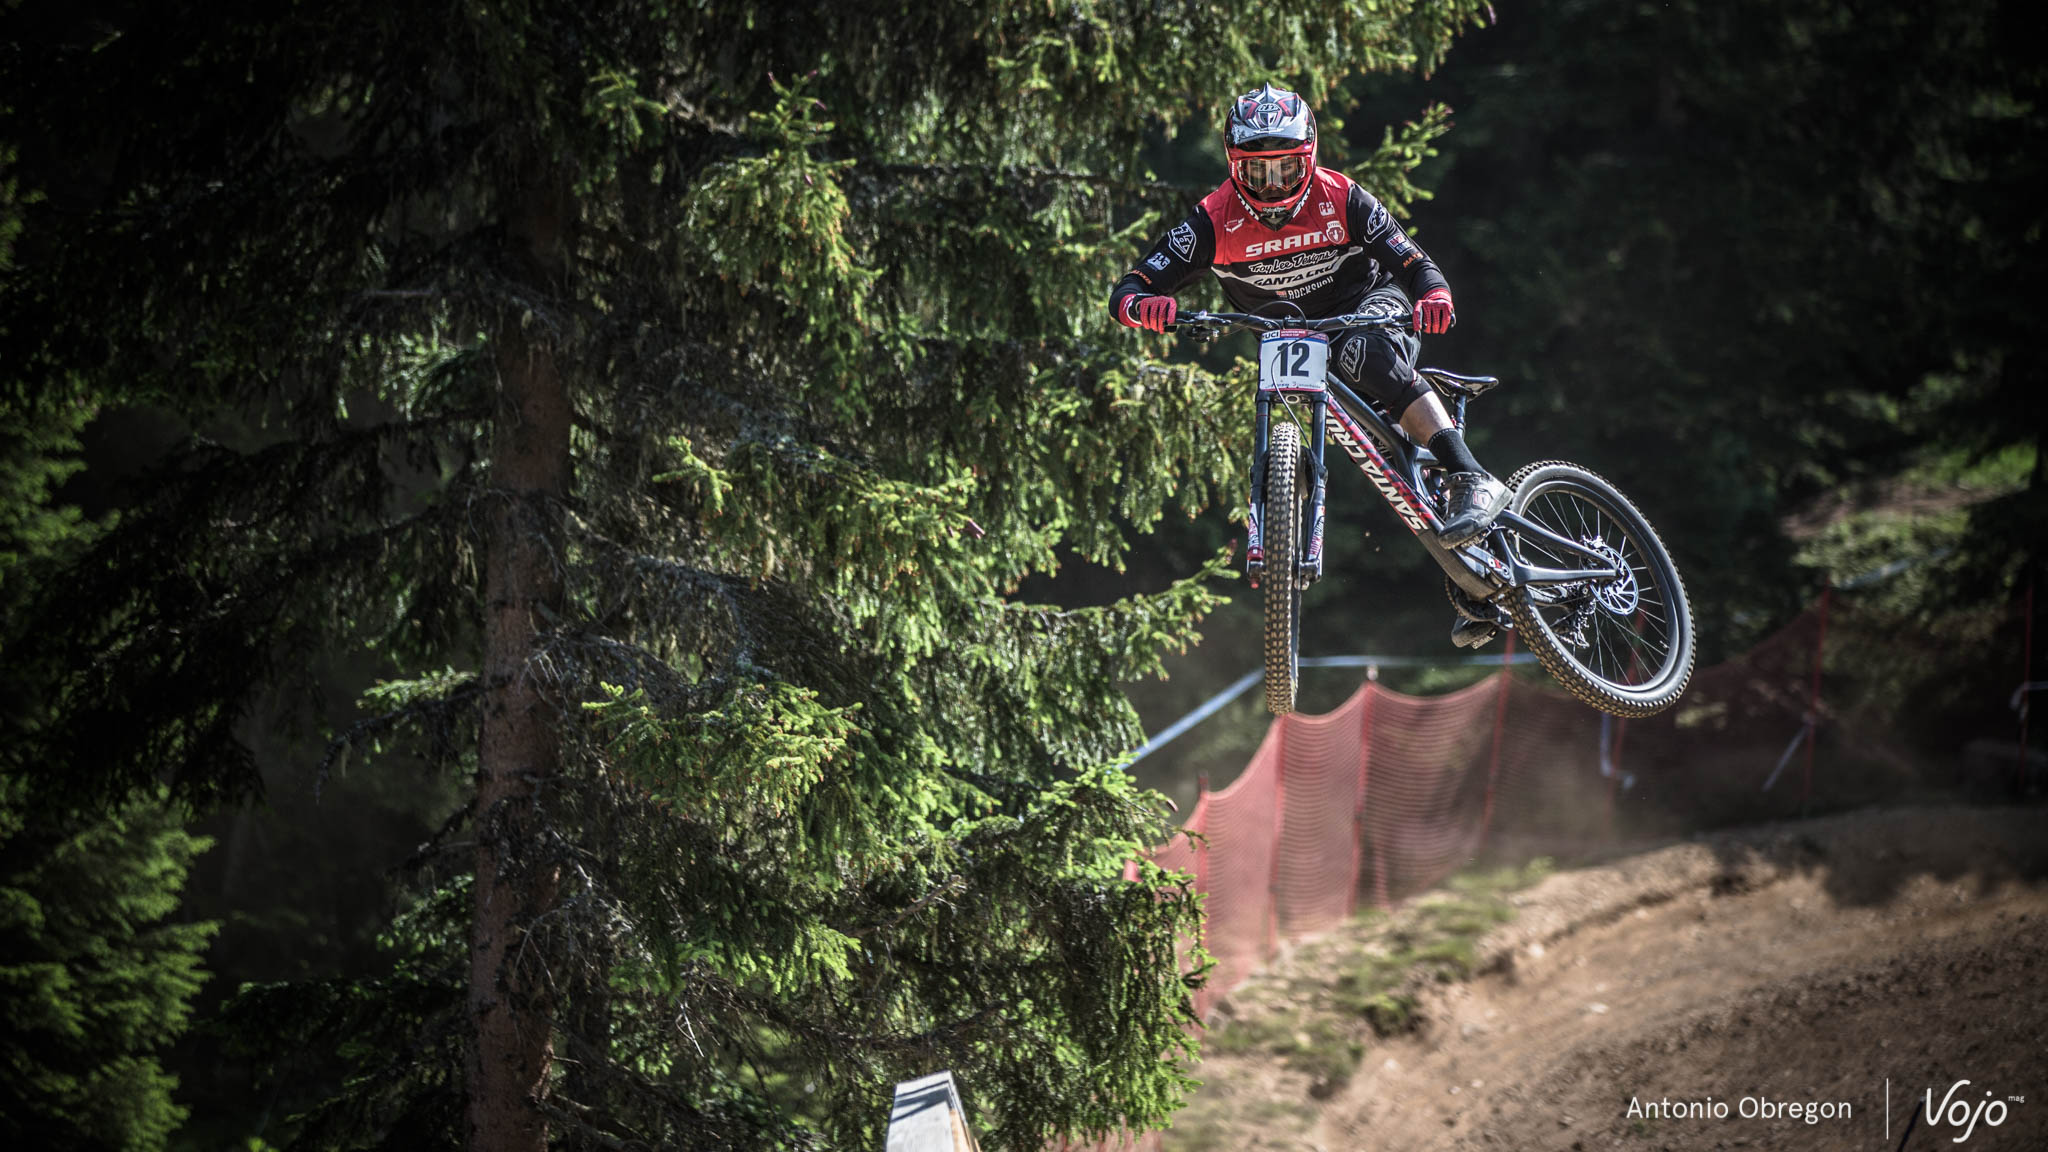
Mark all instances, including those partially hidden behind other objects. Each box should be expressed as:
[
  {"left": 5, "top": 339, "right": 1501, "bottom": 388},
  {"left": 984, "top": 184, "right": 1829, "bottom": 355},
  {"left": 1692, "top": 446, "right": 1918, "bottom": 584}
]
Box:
[{"left": 1444, "top": 576, "right": 1508, "bottom": 625}]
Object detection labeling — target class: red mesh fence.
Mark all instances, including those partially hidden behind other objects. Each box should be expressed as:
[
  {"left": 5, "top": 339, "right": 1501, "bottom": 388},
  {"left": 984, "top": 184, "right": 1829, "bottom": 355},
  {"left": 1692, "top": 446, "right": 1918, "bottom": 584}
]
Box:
[{"left": 1148, "top": 590, "right": 2036, "bottom": 1023}]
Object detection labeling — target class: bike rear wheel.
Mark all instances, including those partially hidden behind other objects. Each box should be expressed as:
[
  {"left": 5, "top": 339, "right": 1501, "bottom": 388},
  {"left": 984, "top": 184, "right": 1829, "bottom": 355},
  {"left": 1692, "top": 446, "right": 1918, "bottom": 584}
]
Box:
[
  {"left": 1500, "top": 461, "right": 1694, "bottom": 717},
  {"left": 1262, "top": 421, "right": 1309, "bottom": 714}
]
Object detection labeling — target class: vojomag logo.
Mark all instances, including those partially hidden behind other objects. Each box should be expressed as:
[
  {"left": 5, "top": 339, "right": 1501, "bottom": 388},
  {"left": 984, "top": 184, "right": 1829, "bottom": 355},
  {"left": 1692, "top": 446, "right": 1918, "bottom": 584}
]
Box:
[{"left": 1924, "top": 1080, "right": 2023, "bottom": 1143}]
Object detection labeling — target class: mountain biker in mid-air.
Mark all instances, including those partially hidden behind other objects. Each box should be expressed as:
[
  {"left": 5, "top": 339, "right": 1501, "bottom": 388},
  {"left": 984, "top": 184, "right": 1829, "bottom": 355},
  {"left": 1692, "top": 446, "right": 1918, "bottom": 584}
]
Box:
[{"left": 1111, "top": 83, "right": 1508, "bottom": 648}]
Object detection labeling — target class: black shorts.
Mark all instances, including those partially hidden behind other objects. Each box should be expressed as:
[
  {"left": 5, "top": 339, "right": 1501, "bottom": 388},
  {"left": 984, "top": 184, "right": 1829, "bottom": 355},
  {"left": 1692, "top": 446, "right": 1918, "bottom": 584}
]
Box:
[{"left": 1328, "top": 285, "right": 1429, "bottom": 419}]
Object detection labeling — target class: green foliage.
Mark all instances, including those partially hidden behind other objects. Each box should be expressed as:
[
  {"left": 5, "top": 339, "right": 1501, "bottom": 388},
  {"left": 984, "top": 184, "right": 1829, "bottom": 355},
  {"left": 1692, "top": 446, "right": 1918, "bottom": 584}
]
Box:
[
  {"left": 1336, "top": 102, "right": 1457, "bottom": 224},
  {"left": 0, "top": 394, "right": 91, "bottom": 600},
  {"left": 1332, "top": 859, "right": 1547, "bottom": 1034},
  {"left": 2, "top": 1, "right": 1491, "bottom": 1148},
  {"left": 1199, "top": 856, "right": 1549, "bottom": 1115},
  {"left": 583, "top": 678, "right": 858, "bottom": 827},
  {"left": 216, "top": 880, "right": 469, "bottom": 1152},
  {"left": 0, "top": 141, "right": 28, "bottom": 270},
  {"left": 1204, "top": 1013, "right": 1362, "bottom": 1089},
  {"left": 0, "top": 781, "right": 217, "bottom": 1151},
  {"left": 0, "top": 135, "right": 223, "bottom": 1149}
]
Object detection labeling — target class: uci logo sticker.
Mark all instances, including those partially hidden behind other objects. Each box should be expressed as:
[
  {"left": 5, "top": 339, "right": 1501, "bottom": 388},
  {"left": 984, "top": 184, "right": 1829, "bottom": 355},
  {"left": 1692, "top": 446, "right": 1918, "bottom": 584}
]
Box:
[
  {"left": 1168, "top": 221, "right": 1196, "bottom": 259},
  {"left": 1925, "top": 1081, "right": 2023, "bottom": 1144}
]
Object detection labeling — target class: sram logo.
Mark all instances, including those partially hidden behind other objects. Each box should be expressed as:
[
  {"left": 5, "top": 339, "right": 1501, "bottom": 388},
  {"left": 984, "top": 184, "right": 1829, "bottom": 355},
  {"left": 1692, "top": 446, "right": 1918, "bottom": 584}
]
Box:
[{"left": 1244, "top": 224, "right": 1340, "bottom": 258}]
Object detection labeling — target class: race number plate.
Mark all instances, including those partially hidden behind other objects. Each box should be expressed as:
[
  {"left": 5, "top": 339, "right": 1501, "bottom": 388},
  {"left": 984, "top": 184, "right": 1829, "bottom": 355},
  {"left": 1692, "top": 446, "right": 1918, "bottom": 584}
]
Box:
[{"left": 1258, "top": 330, "right": 1329, "bottom": 393}]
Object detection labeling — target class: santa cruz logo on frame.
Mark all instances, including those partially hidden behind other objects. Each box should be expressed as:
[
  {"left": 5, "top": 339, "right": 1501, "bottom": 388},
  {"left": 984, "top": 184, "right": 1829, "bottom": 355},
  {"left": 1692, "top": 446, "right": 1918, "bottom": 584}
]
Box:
[{"left": 1925, "top": 1080, "right": 2023, "bottom": 1143}]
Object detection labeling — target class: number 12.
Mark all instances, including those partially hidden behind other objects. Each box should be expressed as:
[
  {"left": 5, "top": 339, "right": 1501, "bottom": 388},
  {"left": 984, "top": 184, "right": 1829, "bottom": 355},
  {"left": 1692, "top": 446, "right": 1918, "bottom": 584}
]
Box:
[{"left": 1284, "top": 342, "right": 1310, "bottom": 377}]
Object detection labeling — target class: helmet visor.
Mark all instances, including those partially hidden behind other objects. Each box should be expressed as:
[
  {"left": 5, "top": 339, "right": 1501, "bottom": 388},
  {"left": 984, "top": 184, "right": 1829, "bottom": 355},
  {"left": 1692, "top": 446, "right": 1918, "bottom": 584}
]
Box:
[{"left": 1234, "top": 154, "right": 1307, "bottom": 199}]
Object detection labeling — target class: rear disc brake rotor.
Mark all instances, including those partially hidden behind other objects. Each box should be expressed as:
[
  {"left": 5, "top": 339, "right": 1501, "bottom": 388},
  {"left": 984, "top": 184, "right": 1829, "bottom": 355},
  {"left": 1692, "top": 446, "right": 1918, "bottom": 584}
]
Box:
[{"left": 1582, "top": 536, "right": 1638, "bottom": 616}]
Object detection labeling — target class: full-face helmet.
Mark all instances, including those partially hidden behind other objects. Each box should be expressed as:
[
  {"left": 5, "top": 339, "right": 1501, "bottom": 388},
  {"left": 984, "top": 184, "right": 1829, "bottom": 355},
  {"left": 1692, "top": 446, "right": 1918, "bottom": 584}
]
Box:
[{"left": 1225, "top": 83, "right": 1318, "bottom": 228}]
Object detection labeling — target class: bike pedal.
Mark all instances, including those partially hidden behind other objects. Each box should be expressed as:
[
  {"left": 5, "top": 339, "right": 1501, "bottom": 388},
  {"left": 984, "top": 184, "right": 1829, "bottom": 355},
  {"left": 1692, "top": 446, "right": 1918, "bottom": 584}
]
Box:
[{"left": 1451, "top": 617, "right": 1500, "bottom": 650}]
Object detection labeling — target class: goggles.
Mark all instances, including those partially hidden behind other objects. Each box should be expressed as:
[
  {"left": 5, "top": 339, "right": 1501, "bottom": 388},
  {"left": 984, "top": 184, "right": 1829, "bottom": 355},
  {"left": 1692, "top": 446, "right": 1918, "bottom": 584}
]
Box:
[{"left": 1234, "top": 153, "right": 1307, "bottom": 199}]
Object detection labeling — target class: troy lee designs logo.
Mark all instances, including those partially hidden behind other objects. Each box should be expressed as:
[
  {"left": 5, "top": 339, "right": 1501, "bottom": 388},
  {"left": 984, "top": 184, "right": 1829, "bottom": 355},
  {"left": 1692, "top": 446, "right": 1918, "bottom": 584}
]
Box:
[
  {"left": 1243, "top": 221, "right": 1344, "bottom": 258},
  {"left": 1925, "top": 1081, "right": 2023, "bottom": 1143},
  {"left": 1247, "top": 249, "right": 1336, "bottom": 274}
]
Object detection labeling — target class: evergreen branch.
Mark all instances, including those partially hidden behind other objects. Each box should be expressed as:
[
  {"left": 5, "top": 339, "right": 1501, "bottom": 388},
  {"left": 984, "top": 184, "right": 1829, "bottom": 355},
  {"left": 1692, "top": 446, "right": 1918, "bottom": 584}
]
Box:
[
  {"left": 316, "top": 674, "right": 483, "bottom": 796},
  {"left": 399, "top": 799, "right": 478, "bottom": 875},
  {"left": 861, "top": 160, "right": 1205, "bottom": 198}
]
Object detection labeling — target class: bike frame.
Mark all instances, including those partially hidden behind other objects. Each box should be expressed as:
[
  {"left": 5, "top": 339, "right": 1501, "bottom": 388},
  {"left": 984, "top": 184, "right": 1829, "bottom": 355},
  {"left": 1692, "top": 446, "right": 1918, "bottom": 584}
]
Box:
[{"left": 1215, "top": 312, "right": 1625, "bottom": 603}]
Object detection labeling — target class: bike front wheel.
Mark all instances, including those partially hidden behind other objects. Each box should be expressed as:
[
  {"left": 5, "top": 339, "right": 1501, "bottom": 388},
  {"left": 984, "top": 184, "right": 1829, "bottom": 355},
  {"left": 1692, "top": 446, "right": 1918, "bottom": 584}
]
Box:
[
  {"left": 1262, "top": 421, "right": 1309, "bottom": 714},
  {"left": 1500, "top": 461, "right": 1695, "bottom": 717}
]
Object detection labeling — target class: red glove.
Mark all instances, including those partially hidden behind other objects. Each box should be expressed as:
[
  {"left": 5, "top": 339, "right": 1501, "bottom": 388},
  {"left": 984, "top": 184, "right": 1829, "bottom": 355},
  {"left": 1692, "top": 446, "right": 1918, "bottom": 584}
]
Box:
[
  {"left": 1121, "top": 294, "right": 1178, "bottom": 334},
  {"left": 1413, "top": 287, "right": 1456, "bottom": 335}
]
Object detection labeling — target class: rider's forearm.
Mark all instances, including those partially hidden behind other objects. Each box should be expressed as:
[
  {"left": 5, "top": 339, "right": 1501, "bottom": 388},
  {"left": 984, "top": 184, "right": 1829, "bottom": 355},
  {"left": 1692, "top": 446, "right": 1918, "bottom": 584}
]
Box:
[
  {"left": 1396, "top": 256, "right": 1450, "bottom": 304},
  {"left": 1108, "top": 276, "right": 1153, "bottom": 328}
]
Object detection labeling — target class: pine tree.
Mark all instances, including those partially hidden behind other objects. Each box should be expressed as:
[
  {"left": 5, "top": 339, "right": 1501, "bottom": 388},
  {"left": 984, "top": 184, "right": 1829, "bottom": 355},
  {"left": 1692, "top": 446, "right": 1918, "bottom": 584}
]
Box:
[
  {"left": 2, "top": 2, "right": 1489, "bottom": 1146},
  {"left": 0, "top": 782, "right": 217, "bottom": 1150},
  {"left": 2, "top": 140, "right": 218, "bottom": 1151}
]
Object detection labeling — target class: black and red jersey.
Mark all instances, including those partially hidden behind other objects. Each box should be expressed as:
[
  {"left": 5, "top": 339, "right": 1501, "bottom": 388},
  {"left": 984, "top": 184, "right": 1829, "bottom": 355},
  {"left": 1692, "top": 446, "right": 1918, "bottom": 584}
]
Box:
[{"left": 1109, "top": 168, "right": 1449, "bottom": 321}]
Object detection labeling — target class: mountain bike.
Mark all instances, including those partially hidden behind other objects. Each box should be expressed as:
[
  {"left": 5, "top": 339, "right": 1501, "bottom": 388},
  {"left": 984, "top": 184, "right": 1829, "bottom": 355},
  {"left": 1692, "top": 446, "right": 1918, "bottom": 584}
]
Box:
[{"left": 1174, "top": 308, "right": 1695, "bottom": 718}]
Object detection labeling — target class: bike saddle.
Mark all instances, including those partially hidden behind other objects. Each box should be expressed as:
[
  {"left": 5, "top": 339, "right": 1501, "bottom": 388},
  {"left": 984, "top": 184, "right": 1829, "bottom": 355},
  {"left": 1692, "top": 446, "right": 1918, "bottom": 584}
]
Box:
[{"left": 1420, "top": 368, "right": 1502, "bottom": 397}]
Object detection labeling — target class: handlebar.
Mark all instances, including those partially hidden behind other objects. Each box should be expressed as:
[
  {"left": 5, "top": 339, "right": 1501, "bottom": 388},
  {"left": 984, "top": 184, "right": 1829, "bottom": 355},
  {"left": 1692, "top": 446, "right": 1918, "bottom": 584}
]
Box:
[{"left": 1172, "top": 309, "right": 1414, "bottom": 337}]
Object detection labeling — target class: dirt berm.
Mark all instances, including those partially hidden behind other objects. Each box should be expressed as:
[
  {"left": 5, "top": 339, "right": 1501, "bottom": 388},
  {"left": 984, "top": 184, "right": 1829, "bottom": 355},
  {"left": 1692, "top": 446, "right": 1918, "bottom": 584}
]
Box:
[{"left": 1168, "top": 804, "right": 2048, "bottom": 1152}]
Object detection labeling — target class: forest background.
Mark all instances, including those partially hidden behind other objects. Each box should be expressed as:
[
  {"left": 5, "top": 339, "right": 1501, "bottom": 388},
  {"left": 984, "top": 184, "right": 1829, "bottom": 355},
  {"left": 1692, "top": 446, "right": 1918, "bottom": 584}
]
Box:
[{"left": 1, "top": 1, "right": 2040, "bottom": 1150}]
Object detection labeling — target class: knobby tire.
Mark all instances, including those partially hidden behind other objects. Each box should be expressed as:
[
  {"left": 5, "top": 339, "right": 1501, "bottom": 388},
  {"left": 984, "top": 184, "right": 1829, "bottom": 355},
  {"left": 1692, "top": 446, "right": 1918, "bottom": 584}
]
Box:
[
  {"left": 1500, "top": 461, "right": 1695, "bottom": 718},
  {"left": 1263, "top": 421, "right": 1308, "bottom": 714}
]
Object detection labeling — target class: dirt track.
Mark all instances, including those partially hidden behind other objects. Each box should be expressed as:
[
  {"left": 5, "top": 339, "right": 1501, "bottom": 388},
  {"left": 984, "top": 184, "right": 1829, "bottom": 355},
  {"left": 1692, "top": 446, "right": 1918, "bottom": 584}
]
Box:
[{"left": 1169, "top": 805, "right": 2048, "bottom": 1152}]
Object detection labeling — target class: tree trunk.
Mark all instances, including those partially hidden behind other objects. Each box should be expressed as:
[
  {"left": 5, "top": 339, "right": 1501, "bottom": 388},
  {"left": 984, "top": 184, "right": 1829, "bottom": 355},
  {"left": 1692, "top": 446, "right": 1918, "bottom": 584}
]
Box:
[{"left": 469, "top": 184, "right": 573, "bottom": 1152}]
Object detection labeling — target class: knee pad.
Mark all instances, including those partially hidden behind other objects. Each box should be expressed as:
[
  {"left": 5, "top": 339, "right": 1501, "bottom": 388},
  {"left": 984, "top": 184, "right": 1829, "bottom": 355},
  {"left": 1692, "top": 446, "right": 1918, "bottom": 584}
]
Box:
[{"left": 1381, "top": 371, "right": 1432, "bottom": 420}]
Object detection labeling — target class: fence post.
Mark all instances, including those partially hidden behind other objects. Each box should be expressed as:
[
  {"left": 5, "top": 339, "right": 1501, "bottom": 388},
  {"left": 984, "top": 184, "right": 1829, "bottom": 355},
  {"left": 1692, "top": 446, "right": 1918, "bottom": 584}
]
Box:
[
  {"left": 1801, "top": 581, "right": 1832, "bottom": 817},
  {"left": 1193, "top": 773, "right": 1210, "bottom": 947}
]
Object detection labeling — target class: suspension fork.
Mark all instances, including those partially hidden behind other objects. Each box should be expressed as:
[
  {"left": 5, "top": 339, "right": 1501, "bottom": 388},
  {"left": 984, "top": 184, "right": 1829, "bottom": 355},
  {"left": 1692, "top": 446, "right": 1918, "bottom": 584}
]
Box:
[
  {"left": 1305, "top": 396, "right": 1330, "bottom": 581},
  {"left": 1246, "top": 394, "right": 1272, "bottom": 587}
]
